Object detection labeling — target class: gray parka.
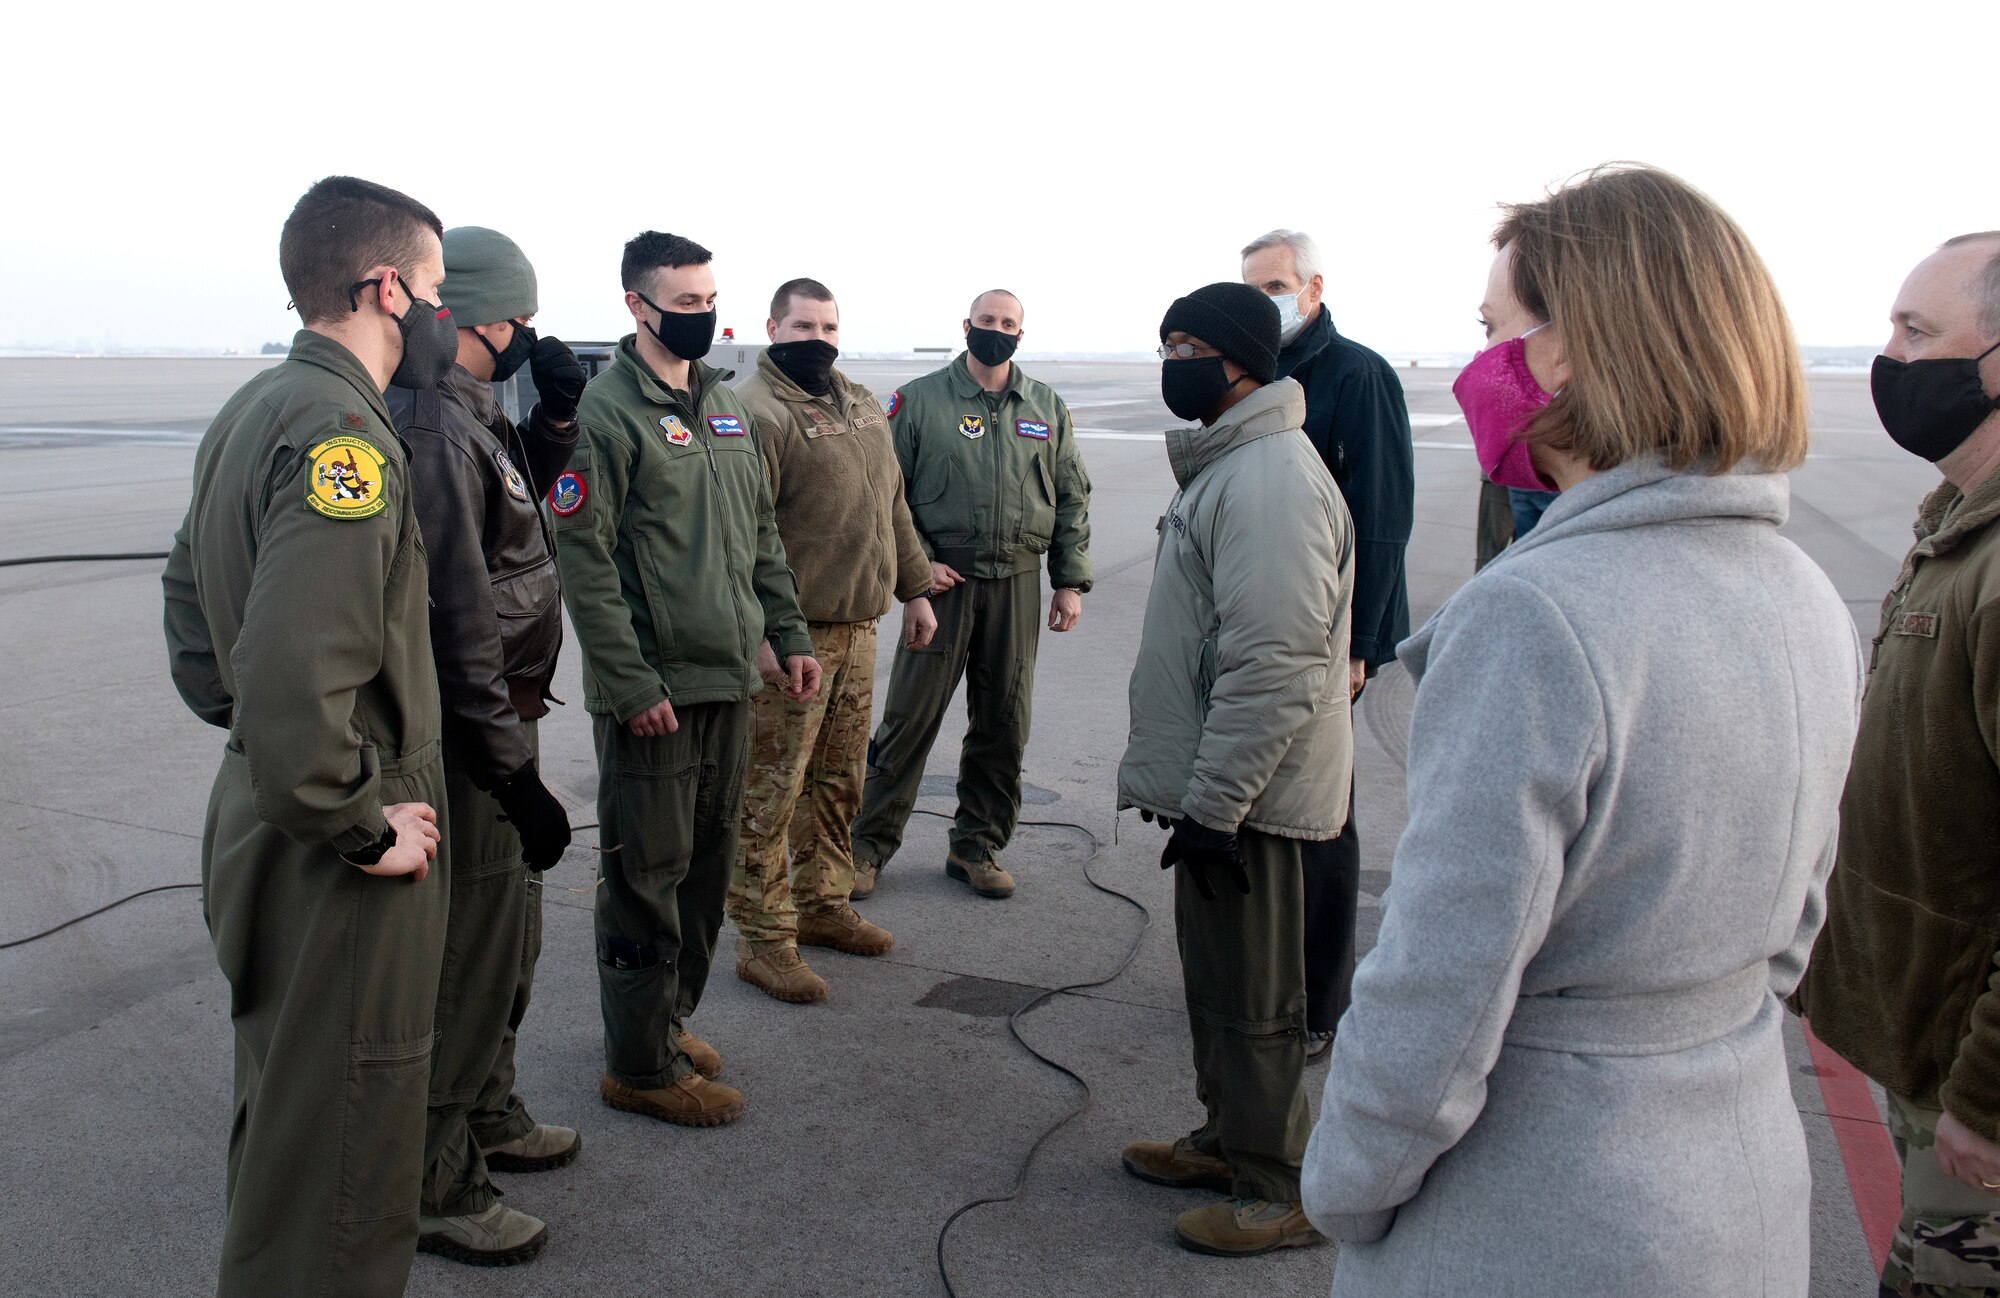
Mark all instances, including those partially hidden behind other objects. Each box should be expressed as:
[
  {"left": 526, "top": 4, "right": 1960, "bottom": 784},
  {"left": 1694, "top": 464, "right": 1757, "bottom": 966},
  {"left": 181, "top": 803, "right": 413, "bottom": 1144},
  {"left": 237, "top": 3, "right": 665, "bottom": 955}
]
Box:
[{"left": 1117, "top": 379, "right": 1354, "bottom": 838}]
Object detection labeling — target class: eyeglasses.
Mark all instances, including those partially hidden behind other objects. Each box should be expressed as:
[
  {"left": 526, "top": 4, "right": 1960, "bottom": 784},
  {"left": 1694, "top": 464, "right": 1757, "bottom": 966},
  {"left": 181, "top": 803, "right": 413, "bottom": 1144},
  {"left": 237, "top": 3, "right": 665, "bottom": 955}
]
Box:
[{"left": 1157, "top": 341, "right": 1213, "bottom": 360}]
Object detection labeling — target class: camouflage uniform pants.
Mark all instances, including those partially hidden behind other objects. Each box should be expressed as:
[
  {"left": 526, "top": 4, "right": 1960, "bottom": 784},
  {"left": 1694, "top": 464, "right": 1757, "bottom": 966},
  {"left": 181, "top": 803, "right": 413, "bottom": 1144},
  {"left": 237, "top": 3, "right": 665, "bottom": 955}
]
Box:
[
  {"left": 728, "top": 620, "right": 876, "bottom": 945},
  {"left": 1881, "top": 1092, "right": 2000, "bottom": 1297}
]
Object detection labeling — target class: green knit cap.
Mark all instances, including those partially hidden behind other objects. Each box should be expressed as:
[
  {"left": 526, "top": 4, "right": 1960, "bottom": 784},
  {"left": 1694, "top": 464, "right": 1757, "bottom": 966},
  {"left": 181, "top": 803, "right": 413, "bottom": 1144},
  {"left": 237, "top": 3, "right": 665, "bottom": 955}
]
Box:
[{"left": 439, "top": 226, "right": 537, "bottom": 327}]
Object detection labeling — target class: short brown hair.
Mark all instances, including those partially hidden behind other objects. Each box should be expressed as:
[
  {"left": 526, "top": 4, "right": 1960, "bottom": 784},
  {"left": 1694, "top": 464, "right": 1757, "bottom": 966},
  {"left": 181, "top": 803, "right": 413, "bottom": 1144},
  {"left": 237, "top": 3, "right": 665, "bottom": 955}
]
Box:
[
  {"left": 1495, "top": 164, "right": 1808, "bottom": 474},
  {"left": 769, "top": 277, "right": 835, "bottom": 322},
  {"left": 279, "top": 176, "right": 444, "bottom": 326},
  {"left": 1942, "top": 232, "right": 2000, "bottom": 336}
]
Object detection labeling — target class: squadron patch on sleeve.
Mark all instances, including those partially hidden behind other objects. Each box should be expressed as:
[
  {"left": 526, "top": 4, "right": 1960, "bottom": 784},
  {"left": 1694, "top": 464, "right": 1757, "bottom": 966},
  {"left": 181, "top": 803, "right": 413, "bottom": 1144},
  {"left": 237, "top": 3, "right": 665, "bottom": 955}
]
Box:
[
  {"left": 707, "top": 414, "right": 747, "bottom": 436},
  {"left": 549, "top": 471, "right": 587, "bottom": 517},
  {"left": 885, "top": 391, "right": 902, "bottom": 417},
  {"left": 306, "top": 436, "right": 390, "bottom": 520}
]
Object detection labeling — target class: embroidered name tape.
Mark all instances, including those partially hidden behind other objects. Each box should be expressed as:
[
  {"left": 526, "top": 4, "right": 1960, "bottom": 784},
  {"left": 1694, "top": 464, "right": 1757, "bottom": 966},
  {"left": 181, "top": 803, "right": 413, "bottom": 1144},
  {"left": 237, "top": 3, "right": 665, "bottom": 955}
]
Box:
[
  {"left": 708, "top": 415, "right": 746, "bottom": 436},
  {"left": 549, "top": 471, "right": 586, "bottom": 516},
  {"left": 1892, "top": 610, "right": 1938, "bottom": 638},
  {"left": 1015, "top": 419, "right": 1050, "bottom": 439}
]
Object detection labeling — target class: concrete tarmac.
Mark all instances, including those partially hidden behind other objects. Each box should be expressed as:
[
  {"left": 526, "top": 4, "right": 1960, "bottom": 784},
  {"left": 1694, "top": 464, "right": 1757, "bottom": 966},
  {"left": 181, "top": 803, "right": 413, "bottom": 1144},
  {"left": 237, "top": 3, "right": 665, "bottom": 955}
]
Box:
[{"left": 0, "top": 354, "right": 1926, "bottom": 1297}]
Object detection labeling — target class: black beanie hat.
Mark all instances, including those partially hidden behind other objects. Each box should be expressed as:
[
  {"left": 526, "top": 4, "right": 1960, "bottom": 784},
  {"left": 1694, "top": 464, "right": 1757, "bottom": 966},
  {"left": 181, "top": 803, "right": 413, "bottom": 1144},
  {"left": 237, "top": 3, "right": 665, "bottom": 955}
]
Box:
[{"left": 1160, "top": 282, "right": 1280, "bottom": 384}]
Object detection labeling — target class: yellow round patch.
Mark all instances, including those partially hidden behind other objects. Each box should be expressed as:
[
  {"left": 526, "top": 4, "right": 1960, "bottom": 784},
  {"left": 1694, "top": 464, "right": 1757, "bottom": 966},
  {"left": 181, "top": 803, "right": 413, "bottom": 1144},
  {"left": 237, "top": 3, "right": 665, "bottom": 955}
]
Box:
[{"left": 306, "top": 436, "right": 390, "bottom": 520}]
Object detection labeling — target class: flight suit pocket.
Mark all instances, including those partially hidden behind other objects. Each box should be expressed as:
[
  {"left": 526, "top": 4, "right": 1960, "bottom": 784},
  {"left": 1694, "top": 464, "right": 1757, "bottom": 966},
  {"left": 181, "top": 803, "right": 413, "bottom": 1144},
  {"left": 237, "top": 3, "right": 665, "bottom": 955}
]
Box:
[
  {"left": 912, "top": 460, "right": 968, "bottom": 545},
  {"left": 637, "top": 550, "right": 680, "bottom": 665},
  {"left": 493, "top": 552, "right": 561, "bottom": 679},
  {"left": 1021, "top": 456, "right": 1057, "bottom": 551},
  {"left": 336, "top": 1033, "right": 431, "bottom": 1224},
  {"left": 1196, "top": 635, "right": 1218, "bottom": 719}
]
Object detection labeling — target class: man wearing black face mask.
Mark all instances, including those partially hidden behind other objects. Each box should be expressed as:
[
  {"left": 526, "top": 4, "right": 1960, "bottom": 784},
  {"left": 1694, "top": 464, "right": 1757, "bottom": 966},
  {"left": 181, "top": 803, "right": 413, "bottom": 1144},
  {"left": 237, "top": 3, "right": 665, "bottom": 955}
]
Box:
[
  {"left": 161, "top": 175, "right": 450, "bottom": 1297},
  {"left": 1794, "top": 231, "right": 2000, "bottom": 1298},
  {"left": 723, "top": 278, "right": 937, "bottom": 1002},
  {"left": 849, "top": 289, "right": 1094, "bottom": 901},
  {"left": 1119, "top": 282, "right": 1353, "bottom": 1256},
  {"left": 384, "top": 225, "right": 586, "bottom": 1265},
  {"left": 554, "top": 231, "right": 819, "bottom": 1128}
]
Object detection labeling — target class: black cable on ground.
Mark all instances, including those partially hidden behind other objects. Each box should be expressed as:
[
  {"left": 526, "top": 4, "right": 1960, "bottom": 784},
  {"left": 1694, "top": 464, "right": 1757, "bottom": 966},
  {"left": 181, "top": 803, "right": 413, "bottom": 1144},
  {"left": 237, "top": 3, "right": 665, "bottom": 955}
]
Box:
[
  {"left": 0, "top": 883, "right": 203, "bottom": 950},
  {"left": 0, "top": 552, "right": 169, "bottom": 567},
  {"left": 913, "top": 808, "right": 1152, "bottom": 1298}
]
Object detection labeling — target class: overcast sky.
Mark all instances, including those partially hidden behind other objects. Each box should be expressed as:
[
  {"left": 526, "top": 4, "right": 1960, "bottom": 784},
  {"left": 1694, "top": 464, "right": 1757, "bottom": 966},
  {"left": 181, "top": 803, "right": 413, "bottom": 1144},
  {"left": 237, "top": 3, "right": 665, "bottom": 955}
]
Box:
[{"left": 4, "top": 1, "right": 1991, "bottom": 356}]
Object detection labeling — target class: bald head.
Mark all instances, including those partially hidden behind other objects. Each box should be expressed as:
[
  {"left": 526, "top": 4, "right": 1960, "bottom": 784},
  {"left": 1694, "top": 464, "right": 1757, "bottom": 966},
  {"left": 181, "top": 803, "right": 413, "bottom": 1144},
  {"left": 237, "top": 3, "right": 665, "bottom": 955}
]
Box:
[
  {"left": 1889, "top": 233, "right": 2000, "bottom": 362},
  {"left": 967, "top": 290, "right": 1023, "bottom": 331}
]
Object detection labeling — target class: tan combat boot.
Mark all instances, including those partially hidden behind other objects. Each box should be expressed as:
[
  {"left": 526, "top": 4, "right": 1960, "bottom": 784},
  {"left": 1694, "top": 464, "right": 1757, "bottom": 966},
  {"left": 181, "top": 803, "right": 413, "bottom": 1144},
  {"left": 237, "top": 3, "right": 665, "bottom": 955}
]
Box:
[
  {"left": 736, "top": 941, "right": 828, "bottom": 1003},
  {"left": 1121, "top": 1136, "right": 1234, "bottom": 1192},
  {"left": 678, "top": 1028, "right": 722, "bottom": 1079},
  {"left": 851, "top": 859, "right": 880, "bottom": 900},
  {"left": 946, "top": 851, "right": 1016, "bottom": 898},
  {"left": 482, "top": 1122, "right": 581, "bottom": 1173},
  {"left": 798, "top": 903, "right": 895, "bottom": 956},
  {"left": 417, "top": 1201, "right": 549, "bottom": 1266},
  {"left": 1174, "top": 1198, "right": 1324, "bottom": 1257},
  {"left": 599, "top": 1072, "right": 744, "bottom": 1127}
]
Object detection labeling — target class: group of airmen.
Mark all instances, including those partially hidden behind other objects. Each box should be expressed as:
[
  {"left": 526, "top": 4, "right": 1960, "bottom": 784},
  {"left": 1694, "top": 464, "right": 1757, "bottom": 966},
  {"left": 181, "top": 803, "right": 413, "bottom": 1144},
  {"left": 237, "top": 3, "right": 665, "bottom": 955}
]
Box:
[{"left": 161, "top": 175, "right": 1413, "bottom": 1293}]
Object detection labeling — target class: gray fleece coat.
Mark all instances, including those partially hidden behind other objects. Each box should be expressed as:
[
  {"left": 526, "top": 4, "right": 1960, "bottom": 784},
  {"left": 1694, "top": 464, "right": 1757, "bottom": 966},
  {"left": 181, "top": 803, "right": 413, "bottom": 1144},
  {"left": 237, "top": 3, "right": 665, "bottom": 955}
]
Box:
[
  {"left": 1117, "top": 380, "right": 1354, "bottom": 838},
  {"left": 1303, "top": 459, "right": 1861, "bottom": 1297}
]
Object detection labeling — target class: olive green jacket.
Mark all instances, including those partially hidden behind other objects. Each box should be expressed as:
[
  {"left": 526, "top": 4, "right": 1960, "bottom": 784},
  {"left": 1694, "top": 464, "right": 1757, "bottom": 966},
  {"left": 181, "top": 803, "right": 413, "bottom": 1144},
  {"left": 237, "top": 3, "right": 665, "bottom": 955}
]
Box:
[
  {"left": 553, "top": 334, "right": 811, "bottom": 720},
  {"left": 888, "top": 353, "right": 1092, "bottom": 591},
  {"left": 1797, "top": 466, "right": 2000, "bottom": 1136},
  {"left": 738, "top": 353, "right": 930, "bottom": 623},
  {"left": 162, "top": 329, "right": 440, "bottom": 855}
]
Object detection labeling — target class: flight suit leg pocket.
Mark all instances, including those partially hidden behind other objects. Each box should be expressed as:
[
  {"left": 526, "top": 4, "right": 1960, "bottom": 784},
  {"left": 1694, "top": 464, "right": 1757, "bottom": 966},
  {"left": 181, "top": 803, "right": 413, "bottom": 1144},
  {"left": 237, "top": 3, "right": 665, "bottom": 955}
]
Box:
[
  {"left": 335, "top": 1033, "right": 432, "bottom": 1225},
  {"left": 610, "top": 740, "right": 699, "bottom": 882}
]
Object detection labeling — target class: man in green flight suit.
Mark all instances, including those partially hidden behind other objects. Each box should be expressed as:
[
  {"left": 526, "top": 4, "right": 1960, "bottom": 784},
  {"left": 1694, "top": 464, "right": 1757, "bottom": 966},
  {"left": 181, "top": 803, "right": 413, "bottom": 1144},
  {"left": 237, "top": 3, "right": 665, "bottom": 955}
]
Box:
[
  {"left": 849, "top": 289, "right": 1093, "bottom": 900},
  {"left": 161, "top": 175, "right": 454, "bottom": 1298},
  {"left": 554, "top": 231, "right": 819, "bottom": 1127}
]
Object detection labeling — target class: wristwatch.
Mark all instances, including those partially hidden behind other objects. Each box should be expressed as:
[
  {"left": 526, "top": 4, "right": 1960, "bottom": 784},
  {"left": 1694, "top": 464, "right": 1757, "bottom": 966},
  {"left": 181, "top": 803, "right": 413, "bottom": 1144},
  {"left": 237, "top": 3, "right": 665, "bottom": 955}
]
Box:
[{"left": 338, "top": 822, "right": 398, "bottom": 867}]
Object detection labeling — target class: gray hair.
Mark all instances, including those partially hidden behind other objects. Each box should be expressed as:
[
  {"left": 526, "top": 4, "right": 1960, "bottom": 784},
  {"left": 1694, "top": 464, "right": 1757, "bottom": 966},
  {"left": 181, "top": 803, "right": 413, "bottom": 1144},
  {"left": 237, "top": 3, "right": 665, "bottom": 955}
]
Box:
[
  {"left": 1943, "top": 231, "right": 2000, "bottom": 336},
  {"left": 1241, "top": 229, "right": 1323, "bottom": 285}
]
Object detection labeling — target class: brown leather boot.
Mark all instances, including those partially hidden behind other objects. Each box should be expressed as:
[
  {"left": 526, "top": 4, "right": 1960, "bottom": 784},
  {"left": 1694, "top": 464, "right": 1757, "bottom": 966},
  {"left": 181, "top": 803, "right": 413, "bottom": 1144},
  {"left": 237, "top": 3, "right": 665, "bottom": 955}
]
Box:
[
  {"left": 1174, "top": 1198, "right": 1323, "bottom": 1257},
  {"left": 598, "top": 1072, "right": 744, "bottom": 1127},
  {"left": 1121, "top": 1137, "right": 1234, "bottom": 1192},
  {"left": 798, "top": 903, "right": 894, "bottom": 956},
  {"left": 677, "top": 1029, "right": 722, "bottom": 1080},
  {"left": 736, "top": 941, "right": 828, "bottom": 1003},
  {"left": 945, "top": 851, "right": 1016, "bottom": 898},
  {"left": 851, "top": 859, "right": 880, "bottom": 900}
]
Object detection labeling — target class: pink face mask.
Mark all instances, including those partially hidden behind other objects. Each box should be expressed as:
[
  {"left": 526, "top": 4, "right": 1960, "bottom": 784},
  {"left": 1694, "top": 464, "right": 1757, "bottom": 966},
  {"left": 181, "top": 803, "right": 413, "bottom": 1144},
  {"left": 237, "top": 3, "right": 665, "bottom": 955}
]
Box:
[{"left": 1453, "top": 324, "right": 1559, "bottom": 492}]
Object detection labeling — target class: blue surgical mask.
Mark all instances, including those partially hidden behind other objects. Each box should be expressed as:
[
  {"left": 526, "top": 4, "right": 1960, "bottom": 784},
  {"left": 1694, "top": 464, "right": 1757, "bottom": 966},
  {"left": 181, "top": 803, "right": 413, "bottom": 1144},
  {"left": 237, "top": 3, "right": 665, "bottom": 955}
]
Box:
[{"left": 1271, "top": 292, "right": 1306, "bottom": 344}]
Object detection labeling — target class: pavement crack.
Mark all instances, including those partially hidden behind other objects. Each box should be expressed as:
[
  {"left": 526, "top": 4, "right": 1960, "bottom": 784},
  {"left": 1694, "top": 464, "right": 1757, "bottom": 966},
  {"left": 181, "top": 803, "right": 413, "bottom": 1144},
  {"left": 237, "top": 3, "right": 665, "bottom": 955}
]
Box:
[{"left": 0, "top": 796, "right": 199, "bottom": 841}]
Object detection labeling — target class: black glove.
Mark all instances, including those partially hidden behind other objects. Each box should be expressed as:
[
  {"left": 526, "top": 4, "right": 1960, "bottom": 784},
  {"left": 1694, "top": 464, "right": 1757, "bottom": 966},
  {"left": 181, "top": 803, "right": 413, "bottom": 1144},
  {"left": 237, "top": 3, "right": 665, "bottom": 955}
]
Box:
[
  {"left": 1138, "top": 808, "right": 1171, "bottom": 830},
  {"left": 1159, "top": 818, "right": 1249, "bottom": 901},
  {"left": 529, "top": 336, "right": 588, "bottom": 425},
  {"left": 494, "top": 761, "right": 573, "bottom": 870}
]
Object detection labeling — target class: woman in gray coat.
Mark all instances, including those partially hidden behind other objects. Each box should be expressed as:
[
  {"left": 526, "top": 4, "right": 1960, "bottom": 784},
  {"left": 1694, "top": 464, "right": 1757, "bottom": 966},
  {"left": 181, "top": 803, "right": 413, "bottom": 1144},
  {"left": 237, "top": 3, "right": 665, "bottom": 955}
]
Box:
[{"left": 1301, "top": 165, "right": 1863, "bottom": 1297}]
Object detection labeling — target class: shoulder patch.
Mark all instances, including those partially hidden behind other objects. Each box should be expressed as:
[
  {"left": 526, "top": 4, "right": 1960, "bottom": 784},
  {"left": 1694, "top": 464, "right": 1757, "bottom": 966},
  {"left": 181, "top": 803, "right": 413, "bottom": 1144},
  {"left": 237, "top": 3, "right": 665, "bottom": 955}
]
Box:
[
  {"left": 707, "top": 414, "right": 747, "bottom": 436},
  {"left": 306, "top": 436, "right": 390, "bottom": 520},
  {"left": 549, "top": 471, "right": 587, "bottom": 517},
  {"left": 885, "top": 390, "right": 902, "bottom": 417},
  {"left": 1015, "top": 418, "right": 1051, "bottom": 440}
]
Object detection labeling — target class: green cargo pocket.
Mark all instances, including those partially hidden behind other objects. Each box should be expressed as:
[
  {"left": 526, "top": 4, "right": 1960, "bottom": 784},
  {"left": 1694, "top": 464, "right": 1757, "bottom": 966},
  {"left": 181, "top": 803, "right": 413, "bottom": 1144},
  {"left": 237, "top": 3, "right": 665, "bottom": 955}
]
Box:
[
  {"left": 1021, "top": 456, "right": 1057, "bottom": 551},
  {"left": 1902, "top": 1212, "right": 2000, "bottom": 1289},
  {"left": 335, "top": 1033, "right": 432, "bottom": 1224}
]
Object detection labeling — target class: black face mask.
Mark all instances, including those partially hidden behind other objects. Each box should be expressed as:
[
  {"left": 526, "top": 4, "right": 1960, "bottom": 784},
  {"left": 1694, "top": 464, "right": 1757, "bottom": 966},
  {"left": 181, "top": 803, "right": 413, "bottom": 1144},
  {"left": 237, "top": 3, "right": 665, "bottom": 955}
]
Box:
[
  {"left": 479, "top": 321, "right": 537, "bottom": 382},
  {"left": 1872, "top": 339, "right": 2000, "bottom": 462},
  {"left": 966, "top": 325, "right": 1020, "bottom": 368},
  {"left": 768, "top": 339, "right": 839, "bottom": 396},
  {"left": 353, "top": 276, "right": 458, "bottom": 390},
  {"left": 636, "top": 292, "right": 716, "bottom": 361},
  {"left": 1161, "top": 356, "right": 1248, "bottom": 423}
]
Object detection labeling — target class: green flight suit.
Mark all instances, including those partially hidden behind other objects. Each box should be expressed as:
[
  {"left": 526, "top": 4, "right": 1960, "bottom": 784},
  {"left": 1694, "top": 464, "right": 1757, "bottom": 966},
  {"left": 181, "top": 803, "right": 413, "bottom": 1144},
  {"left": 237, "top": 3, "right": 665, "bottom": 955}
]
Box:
[
  {"left": 553, "top": 335, "right": 810, "bottom": 1087},
  {"left": 162, "top": 329, "right": 448, "bottom": 1298},
  {"left": 850, "top": 352, "right": 1092, "bottom": 870}
]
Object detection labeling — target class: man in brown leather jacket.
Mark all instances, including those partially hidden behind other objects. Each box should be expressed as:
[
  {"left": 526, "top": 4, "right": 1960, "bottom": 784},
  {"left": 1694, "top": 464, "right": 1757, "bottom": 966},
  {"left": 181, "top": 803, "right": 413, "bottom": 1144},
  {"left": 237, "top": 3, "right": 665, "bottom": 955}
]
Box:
[{"left": 386, "top": 225, "right": 583, "bottom": 1266}]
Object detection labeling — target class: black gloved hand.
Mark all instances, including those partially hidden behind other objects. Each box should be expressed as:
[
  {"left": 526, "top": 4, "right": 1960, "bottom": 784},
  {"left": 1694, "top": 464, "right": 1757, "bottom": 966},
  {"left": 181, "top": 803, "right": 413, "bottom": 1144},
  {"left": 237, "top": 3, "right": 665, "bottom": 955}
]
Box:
[
  {"left": 494, "top": 760, "right": 573, "bottom": 870},
  {"left": 529, "top": 336, "right": 588, "bottom": 425},
  {"left": 1138, "top": 808, "right": 1171, "bottom": 831},
  {"left": 1159, "top": 818, "right": 1249, "bottom": 901}
]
